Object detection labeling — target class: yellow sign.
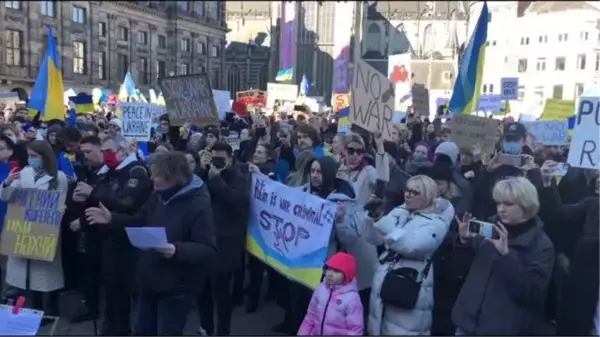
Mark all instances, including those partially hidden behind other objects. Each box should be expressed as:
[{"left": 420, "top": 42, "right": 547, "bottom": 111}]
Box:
[{"left": 541, "top": 99, "right": 575, "bottom": 121}]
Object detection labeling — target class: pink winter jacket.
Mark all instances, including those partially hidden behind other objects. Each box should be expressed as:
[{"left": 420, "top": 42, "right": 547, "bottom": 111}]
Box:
[{"left": 298, "top": 279, "right": 364, "bottom": 335}]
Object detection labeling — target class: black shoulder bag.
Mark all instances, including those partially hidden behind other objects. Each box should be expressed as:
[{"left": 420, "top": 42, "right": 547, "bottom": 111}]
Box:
[
  {"left": 378, "top": 211, "right": 434, "bottom": 309},
  {"left": 379, "top": 253, "right": 432, "bottom": 310}
]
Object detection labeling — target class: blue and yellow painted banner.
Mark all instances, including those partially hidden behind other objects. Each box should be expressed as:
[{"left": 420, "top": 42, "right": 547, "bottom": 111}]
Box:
[{"left": 247, "top": 173, "right": 336, "bottom": 289}]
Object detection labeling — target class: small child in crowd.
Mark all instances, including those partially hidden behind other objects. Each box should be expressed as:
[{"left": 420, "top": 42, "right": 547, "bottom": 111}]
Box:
[{"left": 298, "top": 252, "right": 364, "bottom": 336}]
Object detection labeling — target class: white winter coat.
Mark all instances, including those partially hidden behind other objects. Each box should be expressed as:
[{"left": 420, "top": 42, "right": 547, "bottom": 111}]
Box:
[
  {"left": 0, "top": 166, "right": 68, "bottom": 292},
  {"left": 366, "top": 198, "right": 454, "bottom": 335}
]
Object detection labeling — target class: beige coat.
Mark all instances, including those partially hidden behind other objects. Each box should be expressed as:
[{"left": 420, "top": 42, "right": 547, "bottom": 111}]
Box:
[{"left": 0, "top": 166, "right": 68, "bottom": 292}]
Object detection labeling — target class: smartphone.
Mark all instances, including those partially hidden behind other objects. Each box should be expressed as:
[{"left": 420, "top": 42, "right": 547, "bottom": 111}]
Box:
[
  {"left": 552, "top": 163, "right": 568, "bottom": 177},
  {"left": 9, "top": 161, "right": 21, "bottom": 172},
  {"left": 498, "top": 153, "right": 523, "bottom": 167},
  {"left": 468, "top": 220, "right": 499, "bottom": 239}
]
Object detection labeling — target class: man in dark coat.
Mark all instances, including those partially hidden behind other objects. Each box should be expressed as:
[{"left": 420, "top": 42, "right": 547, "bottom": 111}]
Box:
[
  {"left": 197, "top": 141, "right": 250, "bottom": 336},
  {"left": 76, "top": 135, "right": 152, "bottom": 335}
]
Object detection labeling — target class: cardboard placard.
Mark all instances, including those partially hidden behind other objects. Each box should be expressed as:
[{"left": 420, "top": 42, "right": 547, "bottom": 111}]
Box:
[
  {"left": 334, "top": 94, "right": 350, "bottom": 113},
  {"left": 522, "top": 120, "right": 568, "bottom": 146},
  {"left": 450, "top": 115, "right": 499, "bottom": 154},
  {"left": 158, "top": 73, "right": 218, "bottom": 126},
  {"left": 541, "top": 99, "right": 575, "bottom": 121},
  {"left": 350, "top": 59, "right": 395, "bottom": 141},
  {"left": 500, "top": 77, "right": 519, "bottom": 100},
  {"left": 1, "top": 189, "right": 66, "bottom": 262},
  {"left": 266, "top": 83, "right": 298, "bottom": 109}
]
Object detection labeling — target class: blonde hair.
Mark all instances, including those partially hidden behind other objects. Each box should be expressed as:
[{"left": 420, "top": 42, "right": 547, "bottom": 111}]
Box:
[
  {"left": 406, "top": 175, "right": 439, "bottom": 208},
  {"left": 492, "top": 177, "right": 539, "bottom": 219},
  {"left": 345, "top": 134, "right": 365, "bottom": 148}
]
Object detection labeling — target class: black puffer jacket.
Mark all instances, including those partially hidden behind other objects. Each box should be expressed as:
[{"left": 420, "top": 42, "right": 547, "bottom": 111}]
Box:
[{"left": 110, "top": 176, "right": 217, "bottom": 294}]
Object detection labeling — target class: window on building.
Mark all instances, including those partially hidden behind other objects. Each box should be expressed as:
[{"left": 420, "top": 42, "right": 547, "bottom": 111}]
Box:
[
  {"left": 207, "top": 2, "right": 219, "bottom": 20},
  {"left": 518, "top": 59, "right": 528, "bottom": 72},
  {"left": 212, "top": 69, "right": 220, "bottom": 89},
  {"left": 441, "top": 71, "right": 452, "bottom": 82},
  {"left": 552, "top": 85, "right": 563, "bottom": 99},
  {"left": 580, "top": 31, "right": 589, "bottom": 41},
  {"left": 366, "top": 23, "right": 382, "bottom": 52},
  {"left": 520, "top": 37, "right": 530, "bottom": 45},
  {"left": 41, "top": 1, "right": 54, "bottom": 17},
  {"left": 555, "top": 57, "right": 566, "bottom": 71},
  {"left": 194, "top": 1, "right": 204, "bottom": 15},
  {"left": 156, "top": 60, "right": 166, "bottom": 78},
  {"left": 538, "top": 35, "right": 547, "bottom": 43},
  {"left": 119, "top": 27, "right": 129, "bottom": 42},
  {"left": 158, "top": 35, "right": 166, "bottom": 49},
  {"left": 118, "top": 54, "right": 129, "bottom": 78},
  {"left": 5, "top": 30, "right": 22, "bottom": 66},
  {"left": 536, "top": 58, "right": 546, "bottom": 71},
  {"left": 73, "top": 41, "right": 86, "bottom": 74},
  {"left": 595, "top": 53, "right": 599, "bottom": 71},
  {"left": 574, "top": 83, "right": 584, "bottom": 98},
  {"left": 489, "top": 84, "right": 495, "bottom": 93},
  {"left": 98, "top": 52, "right": 106, "bottom": 80},
  {"left": 533, "top": 86, "right": 544, "bottom": 106},
  {"left": 179, "top": 63, "right": 189, "bottom": 75},
  {"left": 482, "top": 84, "right": 487, "bottom": 93},
  {"left": 577, "top": 54, "right": 586, "bottom": 70},
  {"left": 211, "top": 45, "right": 219, "bottom": 58},
  {"left": 180, "top": 38, "right": 190, "bottom": 52},
  {"left": 178, "top": 1, "right": 189, "bottom": 11},
  {"left": 558, "top": 33, "right": 568, "bottom": 42},
  {"left": 197, "top": 41, "right": 206, "bottom": 55},
  {"left": 139, "top": 57, "right": 148, "bottom": 84},
  {"left": 5, "top": 1, "right": 20, "bottom": 10},
  {"left": 518, "top": 85, "right": 526, "bottom": 101},
  {"left": 228, "top": 65, "right": 241, "bottom": 95},
  {"left": 137, "top": 31, "right": 148, "bottom": 45},
  {"left": 72, "top": 6, "right": 86, "bottom": 24},
  {"left": 99, "top": 22, "right": 107, "bottom": 37},
  {"left": 198, "top": 65, "right": 206, "bottom": 74}
]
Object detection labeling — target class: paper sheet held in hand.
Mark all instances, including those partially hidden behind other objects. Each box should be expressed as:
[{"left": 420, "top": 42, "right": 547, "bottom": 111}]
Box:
[{"left": 125, "top": 227, "right": 168, "bottom": 249}]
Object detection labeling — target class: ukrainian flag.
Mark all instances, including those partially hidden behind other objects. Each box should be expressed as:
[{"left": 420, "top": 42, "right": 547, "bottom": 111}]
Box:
[
  {"left": 28, "top": 26, "right": 65, "bottom": 121},
  {"left": 149, "top": 89, "right": 158, "bottom": 104},
  {"left": 69, "top": 95, "right": 94, "bottom": 113},
  {"left": 449, "top": 2, "right": 489, "bottom": 115},
  {"left": 118, "top": 71, "right": 137, "bottom": 101},
  {"left": 275, "top": 68, "right": 293, "bottom": 82},
  {"left": 0, "top": 92, "right": 19, "bottom": 104}
]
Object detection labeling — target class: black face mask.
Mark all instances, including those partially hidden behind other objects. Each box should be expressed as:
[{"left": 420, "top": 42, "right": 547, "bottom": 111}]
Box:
[
  {"left": 255, "top": 127, "right": 267, "bottom": 138},
  {"left": 212, "top": 157, "right": 227, "bottom": 169}
]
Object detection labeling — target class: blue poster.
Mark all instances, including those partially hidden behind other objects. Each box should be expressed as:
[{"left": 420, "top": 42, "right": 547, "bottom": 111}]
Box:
[
  {"left": 501, "top": 77, "right": 519, "bottom": 100},
  {"left": 477, "top": 94, "right": 503, "bottom": 112}
]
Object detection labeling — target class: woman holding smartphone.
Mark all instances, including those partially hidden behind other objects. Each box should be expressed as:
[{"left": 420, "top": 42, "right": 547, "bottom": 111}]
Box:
[{"left": 451, "top": 177, "right": 555, "bottom": 335}]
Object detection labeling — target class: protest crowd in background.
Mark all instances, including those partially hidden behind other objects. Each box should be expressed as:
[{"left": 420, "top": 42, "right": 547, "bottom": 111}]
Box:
[{"left": 0, "top": 4, "right": 599, "bottom": 336}]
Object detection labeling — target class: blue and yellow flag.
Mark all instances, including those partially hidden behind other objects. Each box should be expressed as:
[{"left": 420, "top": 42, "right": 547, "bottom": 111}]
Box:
[
  {"left": 275, "top": 69, "right": 293, "bottom": 82},
  {"left": 118, "top": 71, "right": 137, "bottom": 102},
  {"left": 69, "top": 95, "right": 94, "bottom": 113},
  {"left": 28, "top": 26, "right": 65, "bottom": 121},
  {"left": 449, "top": 2, "right": 489, "bottom": 115}
]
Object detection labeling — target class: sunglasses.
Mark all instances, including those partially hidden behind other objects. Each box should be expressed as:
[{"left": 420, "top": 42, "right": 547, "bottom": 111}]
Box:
[
  {"left": 405, "top": 188, "right": 421, "bottom": 197},
  {"left": 346, "top": 147, "right": 365, "bottom": 155}
]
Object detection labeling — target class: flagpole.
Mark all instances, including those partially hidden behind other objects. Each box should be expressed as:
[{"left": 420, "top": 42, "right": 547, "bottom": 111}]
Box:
[{"left": 352, "top": 1, "right": 363, "bottom": 70}]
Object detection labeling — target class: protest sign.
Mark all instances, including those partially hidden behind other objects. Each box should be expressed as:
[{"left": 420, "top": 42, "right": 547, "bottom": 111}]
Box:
[
  {"left": 0, "top": 92, "right": 20, "bottom": 104},
  {"left": 157, "top": 73, "right": 218, "bottom": 126},
  {"left": 541, "top": 99, "right": 575, "bottom": 121},
  {"left": 450, "top": 115, "right": 499, "bottom": 154},
  {"left": 236, "top": 90, "right": 266, "bottom": 107},
  {"left": 266, "top": 83, "right": 298, "bottom": 109},
  {"left": 121, "top": 103, "right": 153, "bottom": 141},
  {"left": 567, "top": 97, "right": 599, "bottom": 170},
  {"left": 351, "top": 59, "right": 395, "bottom": 141},
  {"left": 247, "top": 174, "right": 336, "bottom": 289},
  {"left": 411, "top": 83, "right": 429, "bottom": 117},
  {"left": 501, "top": 77, "right": 518, "bottom": 100},
  {"left": 522, "top": 120, "right": 568, "bottom": 146},
  {"left": 226, "top": 135, "right": 241, "bottom": 151},
  {"left": 477, "top": 94, "right": 503, "bottom": 112},
  {"left": 212, "top": 90, "right": 232, "bottom": 120},
  {"left": 334, "top": 94, "right": 350, "bottom": 113},
  {"left": 1, "top": 189, "right": 66, "bottom": 262},
  {"left": 0, "top": 304, "right": 44, "bottom": 335}
]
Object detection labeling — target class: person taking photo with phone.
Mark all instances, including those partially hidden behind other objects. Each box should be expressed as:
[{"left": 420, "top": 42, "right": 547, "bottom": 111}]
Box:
[{"left": 452, "top": 177, "right": 555, "bottom": 335}]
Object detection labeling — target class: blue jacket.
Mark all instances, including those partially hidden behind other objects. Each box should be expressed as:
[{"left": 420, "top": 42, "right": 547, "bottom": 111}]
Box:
[{"left": 0, "top": 162, "right": 10, "bottom": 232}]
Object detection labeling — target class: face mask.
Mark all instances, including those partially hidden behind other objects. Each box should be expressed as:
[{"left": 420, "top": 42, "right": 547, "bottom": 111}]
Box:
[
  {"left": 255, "top": 127, "right": 267, "bottom": 138},
  {"left": 413, "top": 153, "right": 427, "bottom": 162},
  {"left": 103, "top": 151, "right": 120, "bottom": 169},
  {"left": 29, "top": 157, "right": 42, "bottom": 169},
  {"left": 503, "top": 141, "right": 522, "bottom": 155}
]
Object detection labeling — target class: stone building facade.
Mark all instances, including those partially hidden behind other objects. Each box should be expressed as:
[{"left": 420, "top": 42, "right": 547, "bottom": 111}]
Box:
[
  {"left": 0, "top": 1, "right": 228, "bottom": 96},
  {"left": 225, "top": 1, "right": 271, "bottom": 95}
]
